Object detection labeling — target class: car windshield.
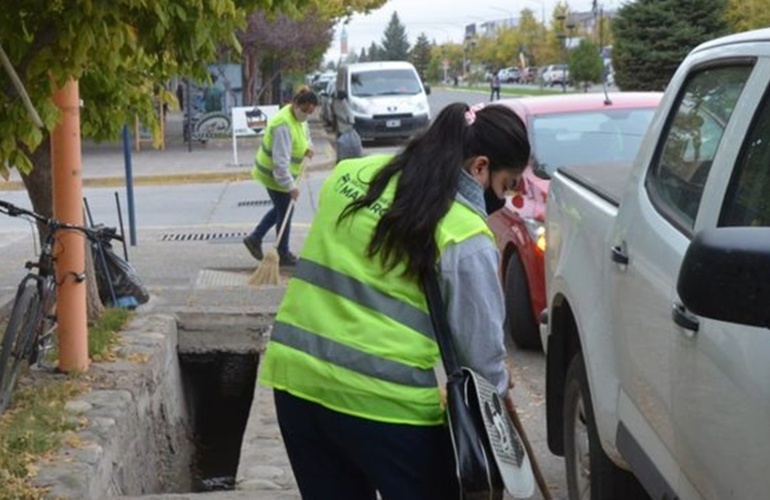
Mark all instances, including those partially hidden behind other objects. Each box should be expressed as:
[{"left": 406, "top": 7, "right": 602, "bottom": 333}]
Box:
[
  {"left": 350, "top": 69, "right": 422, "bottom": 97},
  {"left": 531, "top": 108, "right": 656, "bottom": 176}
]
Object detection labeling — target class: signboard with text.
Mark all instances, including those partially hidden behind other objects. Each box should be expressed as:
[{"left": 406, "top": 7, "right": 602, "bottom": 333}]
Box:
[{"left": 231, "top": 105, "right": 279, "bottom": 137}]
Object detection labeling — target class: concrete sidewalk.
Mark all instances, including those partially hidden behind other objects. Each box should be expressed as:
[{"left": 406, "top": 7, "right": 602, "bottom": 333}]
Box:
[{"left": 0, "top": 111, "right": 337, "bottom": 190}]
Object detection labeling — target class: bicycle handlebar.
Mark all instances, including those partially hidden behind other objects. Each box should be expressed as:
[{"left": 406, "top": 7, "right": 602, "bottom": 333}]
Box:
[{"left": 0, "top": 199, "right": 121, "bottom": 242}]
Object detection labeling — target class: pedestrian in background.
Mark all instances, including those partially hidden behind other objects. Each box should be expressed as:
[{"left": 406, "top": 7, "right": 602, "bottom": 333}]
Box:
[
  {"left": 259, "top": 102, "right": 530, "bottom": 499},
  {"left": 243, "top": 86, "right": 318, "bottom": 267},
  {"left": 490, "top": 70, "right": 501, "bottom": 101}
]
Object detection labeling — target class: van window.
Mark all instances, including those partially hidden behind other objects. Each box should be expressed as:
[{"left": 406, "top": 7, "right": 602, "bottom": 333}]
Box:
[{"left": 350, "top": 69, "right": 422, "bottom": 97}]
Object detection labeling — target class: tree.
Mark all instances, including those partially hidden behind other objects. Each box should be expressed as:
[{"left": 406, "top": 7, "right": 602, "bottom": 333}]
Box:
[
  {"left": 240, "top": 8, "right": 335, "bottom": 104},
  {"left": 359, "top": 47, "right": 368, "bottom": 62},
  {"left": 410, "top": 34, "right": 432, "bottom": 81},
  {"left": 569, "top": 39, "right": 604, "bottom": 90},
  {"left": 368, "top": 41, "right": 384, "bottom": 62},
  {"left": 725, "top": 0, "right": 770, "bottom": 31},
  {"left": 612, "top": 0, "right": 729, "bottom": 91},
  {"left": 381, "top": 12, "right": 410, "bottom": 61}
]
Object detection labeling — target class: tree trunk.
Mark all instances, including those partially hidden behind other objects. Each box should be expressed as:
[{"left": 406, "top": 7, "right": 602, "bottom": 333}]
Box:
[{"left": 20, "top": 136, "right": 105, "bottom": 323}]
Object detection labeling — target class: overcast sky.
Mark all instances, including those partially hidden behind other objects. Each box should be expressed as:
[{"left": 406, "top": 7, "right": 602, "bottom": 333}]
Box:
[{"left": 324, "top": 0, "right": 618, "bottom": 63}]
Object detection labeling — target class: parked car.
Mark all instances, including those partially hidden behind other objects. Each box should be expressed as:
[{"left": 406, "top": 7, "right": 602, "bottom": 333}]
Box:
[
  {"left": 486, "top": 92, "right": 662, "bottom": 350},
  {"left": 319, "top": 79, "right": 336, "bottom": 127},
  {"left": 541, "top": 64, "right": 569, "bottom": 87},
  {"left": 498, "top": 66, "right": 520, "bottom": 83}
]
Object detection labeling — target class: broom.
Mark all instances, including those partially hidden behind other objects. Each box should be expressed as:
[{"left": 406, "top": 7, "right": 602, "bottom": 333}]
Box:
[{"left": 247, "top": 198, "right": 297, "bottom": 286}]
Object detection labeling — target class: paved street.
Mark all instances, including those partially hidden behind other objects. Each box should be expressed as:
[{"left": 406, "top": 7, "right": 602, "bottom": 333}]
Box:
[{"left": 0, "top": 88, "right": 566, "bottom": 499}]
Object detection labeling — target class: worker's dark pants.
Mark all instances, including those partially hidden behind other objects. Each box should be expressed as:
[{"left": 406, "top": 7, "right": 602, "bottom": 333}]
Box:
[
  {"left": 248, "top": 188, "right": 293, "bottom": 256},
  {"left": 274, "top": 389, "right": 459, "bottom": 500}
]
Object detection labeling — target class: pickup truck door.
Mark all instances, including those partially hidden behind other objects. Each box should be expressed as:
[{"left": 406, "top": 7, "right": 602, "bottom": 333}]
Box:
[
  {"left": 611, "top": 60, "right": 754, "bottom": 498},
  {"left": 670, "top": 58, "right": 770, "bottom": 500}
]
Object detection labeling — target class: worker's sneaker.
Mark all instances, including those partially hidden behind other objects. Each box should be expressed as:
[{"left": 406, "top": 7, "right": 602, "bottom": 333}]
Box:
[
  {"left": 243, "top": 237, "right": 263, "bottom": 261},
  {"left": 279, "top": 252, "right": 298, "bottom": 267}
]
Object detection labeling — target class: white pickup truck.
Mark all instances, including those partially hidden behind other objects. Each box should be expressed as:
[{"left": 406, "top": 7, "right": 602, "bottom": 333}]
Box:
[{"left": 542, "top": 28, "right": 770, "bottom": 499}]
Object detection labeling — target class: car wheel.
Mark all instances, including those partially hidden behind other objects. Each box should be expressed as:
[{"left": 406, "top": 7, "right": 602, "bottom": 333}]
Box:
[
  {"left": 564, "top": 355, "right": 649, "bottom": 500},
  {"left": 504, "top": 255, "right": 542, "bottom": 350}
]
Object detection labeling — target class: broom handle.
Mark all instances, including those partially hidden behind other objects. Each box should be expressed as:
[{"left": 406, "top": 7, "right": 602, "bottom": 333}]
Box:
[
  {"left": 274, "top": 198, "right": 297, "bottom": 250},
  {"left": 506, "top": 399, "right": 552, "bottom": 500}
]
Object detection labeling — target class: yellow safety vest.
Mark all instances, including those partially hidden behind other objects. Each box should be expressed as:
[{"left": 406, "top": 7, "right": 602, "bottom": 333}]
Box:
[
  {"left": 259, "top": 154, "right": 495, "bottom": 426},
  {"left": 251, "top": 105, "right": 309, "bottom": 192}
]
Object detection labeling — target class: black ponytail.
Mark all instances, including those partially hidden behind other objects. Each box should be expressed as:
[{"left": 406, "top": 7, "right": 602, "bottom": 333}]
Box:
[{"left": 340, "top": 102, "right": 529, "bottom": 282}]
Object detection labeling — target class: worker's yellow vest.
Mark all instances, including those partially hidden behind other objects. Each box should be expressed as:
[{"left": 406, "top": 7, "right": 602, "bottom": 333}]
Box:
[
  {"left": 259, "top": 154, "right": 495, "bottom": 426},
  {"left": 251, "top": 105, "right": 309, "bottom": 192}
]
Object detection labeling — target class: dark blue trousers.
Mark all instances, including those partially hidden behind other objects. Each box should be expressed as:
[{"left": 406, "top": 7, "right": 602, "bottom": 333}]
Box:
[
  {"left": 274, "top": 389, "right": 459, "bottom": 500},
  {"left": 248, "top": 188, "right": 293, "bottom": 256}
]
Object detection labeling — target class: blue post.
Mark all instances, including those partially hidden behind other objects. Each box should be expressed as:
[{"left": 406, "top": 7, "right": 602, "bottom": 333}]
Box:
[{"left": 121, "top": 124, "right": 137, "bottom": 246}]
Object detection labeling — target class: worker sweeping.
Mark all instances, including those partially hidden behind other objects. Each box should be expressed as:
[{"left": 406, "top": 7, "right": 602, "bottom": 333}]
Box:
[
  {"left": 258, "top": 103, "right": 534, "bottom": 497},
  {"left": 243, "top": 86, "right": 318, "bottom": 270}
]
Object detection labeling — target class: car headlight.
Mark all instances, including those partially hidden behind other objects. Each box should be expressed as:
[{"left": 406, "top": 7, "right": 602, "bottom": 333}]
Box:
[
  {"left": 349, "top": 98, "right": 369, "bottom": 114},
  {"left": 415, "top": 100, "right": 428, "bottom": 113},
  {"left": 524, "top": 218, "right": 546, "bottom": 253}
]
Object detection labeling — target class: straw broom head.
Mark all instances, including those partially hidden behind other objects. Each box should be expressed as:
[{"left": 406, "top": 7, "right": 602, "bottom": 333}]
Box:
[{"left": 247, "top": 248, "right": 280, "bottom": 286}]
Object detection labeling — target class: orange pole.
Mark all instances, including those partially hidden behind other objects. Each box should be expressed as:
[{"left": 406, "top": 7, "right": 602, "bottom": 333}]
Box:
[{"left": 51, "top": 79, "right": 89, "bottom": 373}]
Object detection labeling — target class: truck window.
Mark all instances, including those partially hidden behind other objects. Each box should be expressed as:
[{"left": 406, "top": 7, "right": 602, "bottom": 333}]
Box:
[
  {"left": 647, "top": 65, "right": 752, "bottom": 232},
  {"left": 720, "top": 91, "right": 770, "bottom": 227}
]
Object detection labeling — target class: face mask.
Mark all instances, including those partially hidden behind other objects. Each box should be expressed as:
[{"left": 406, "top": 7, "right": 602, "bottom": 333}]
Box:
[
  {"left": 294, "top": 108, "right": 309, "bottom": 122},
  {"left": 484, "top": 187, "right": 506, "bottom": 214}
]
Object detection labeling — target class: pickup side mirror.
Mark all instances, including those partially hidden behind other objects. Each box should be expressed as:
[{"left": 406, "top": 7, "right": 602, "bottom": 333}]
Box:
[
  {"left": 677, "top": 227, "right": 770, "bottom": 328},
  {"left": 336, "top": 90, "right": 348, "bottom": 100}
]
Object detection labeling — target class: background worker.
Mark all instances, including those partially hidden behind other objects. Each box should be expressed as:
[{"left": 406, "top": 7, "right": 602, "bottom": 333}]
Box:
[
  {"left": 243, "top": 87, "right": 318, "bottom": 266},
  {"left": 259, "top": 102, "right": 530, "bottom": 498}
]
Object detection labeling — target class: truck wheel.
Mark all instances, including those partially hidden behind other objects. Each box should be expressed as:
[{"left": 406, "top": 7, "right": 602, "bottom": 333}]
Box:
[
  {"left": 504, "top": 255, "right": 542, "bottom": 350},
  {"left": 564, "top": 355, "right": 649, "bottom": 500}
]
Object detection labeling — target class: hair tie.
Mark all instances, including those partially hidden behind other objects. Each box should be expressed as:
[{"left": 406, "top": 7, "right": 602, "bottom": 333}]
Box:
[{"left": 464, "top": 102, "right": 485, "bottom": 126}]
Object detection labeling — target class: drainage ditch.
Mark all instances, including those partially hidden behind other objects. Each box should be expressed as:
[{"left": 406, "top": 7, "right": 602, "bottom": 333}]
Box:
[{"left": 176, "top": 312, "right": 271, "bottom": 493}]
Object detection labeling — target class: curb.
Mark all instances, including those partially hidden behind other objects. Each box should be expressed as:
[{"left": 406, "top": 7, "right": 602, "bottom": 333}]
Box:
[{"left": 0, "top": 142, "right": 336, "bottom": 192}]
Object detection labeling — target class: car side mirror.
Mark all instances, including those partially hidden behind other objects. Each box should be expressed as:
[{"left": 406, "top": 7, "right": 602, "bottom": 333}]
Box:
[
  {"left": 424, "top": 83, "right": 431, "bottom": 95},
  {"left": 677, "top": 227, "right": 770, "bottom": 328},
  {"left": 336, "top": 90, "right": 348, "bottom": 100}
]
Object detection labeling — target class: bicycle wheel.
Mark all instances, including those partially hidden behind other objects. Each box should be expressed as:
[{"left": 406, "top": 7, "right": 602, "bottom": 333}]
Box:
[{"left": 0, "top": 283, "right": 41, "bottom": 414}]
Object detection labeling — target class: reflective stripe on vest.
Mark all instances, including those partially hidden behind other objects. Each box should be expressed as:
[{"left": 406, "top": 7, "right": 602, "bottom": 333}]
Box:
[
  {"left": 271, "top": 322, "right": 437, "bottom": 387},
  {"left": 294, "top": 259, "right": 434, "bottom": 340},
  {"left": 260, "top": 144, "right": 304, "bottom": 164}
]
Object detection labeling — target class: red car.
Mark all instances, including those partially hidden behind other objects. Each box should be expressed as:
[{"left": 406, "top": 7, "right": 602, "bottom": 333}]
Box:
[{"left": 488, "top": 92, "right": 663, "bottom": 350}]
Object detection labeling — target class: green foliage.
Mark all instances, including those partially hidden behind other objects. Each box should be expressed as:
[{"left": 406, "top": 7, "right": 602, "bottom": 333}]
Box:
[
  {"left": 725, "top": 0, "right": 770, "bottom": 32},
  {"left": 0, "top": 0, "right": 288, "bottom": 174},
  {"left": 381, "top": 12, "right": 410, "bottom": 61},
  {"left": 410, "top": 34, "right": 432, "bottom": 80},
  {"left": 569, "top": 39, "right": 604, "bottom": 87},
  {"left": 612, "top": 0, "right": 729, "bottom": 91}
]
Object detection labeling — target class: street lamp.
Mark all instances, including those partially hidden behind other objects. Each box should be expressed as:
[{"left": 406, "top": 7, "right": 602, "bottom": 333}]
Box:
[{"left": 555, "top": 13, "right": 575, "bottom": 93}]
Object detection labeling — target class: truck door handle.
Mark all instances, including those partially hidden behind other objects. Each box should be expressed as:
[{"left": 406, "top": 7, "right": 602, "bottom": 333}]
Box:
[
  {"left": 610, "top": 244, "right": 629, "bottom": 265},
  {"left": 672, "top": 302, "right": 699, "bottom": 333}
]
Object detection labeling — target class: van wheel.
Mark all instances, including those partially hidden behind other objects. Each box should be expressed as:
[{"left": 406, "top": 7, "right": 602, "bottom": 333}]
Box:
[
  {"left": 504, "top": 255, "right": 541, "bottom": 350},
  {"left": 564, "top": 355, "right": 649, "bottom": 500}
]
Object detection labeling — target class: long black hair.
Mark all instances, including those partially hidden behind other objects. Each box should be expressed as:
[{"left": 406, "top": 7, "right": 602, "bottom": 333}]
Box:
[{"left": 340, "top": 102, "right": 529, "bottom": 281}]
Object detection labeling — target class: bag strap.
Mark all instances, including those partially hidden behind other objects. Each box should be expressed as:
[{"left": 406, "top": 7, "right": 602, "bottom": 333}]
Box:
[{"left": 423, "top": 269, "right": 463, "bottom": 380}]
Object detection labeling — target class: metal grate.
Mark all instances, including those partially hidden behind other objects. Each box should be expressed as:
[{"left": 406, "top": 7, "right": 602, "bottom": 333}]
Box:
[
  {"left": 160, "top": 231, "right": 248, "bottom": 242},
  {"left": 237, "top": 199, "right": 272, "bottom": 207}
]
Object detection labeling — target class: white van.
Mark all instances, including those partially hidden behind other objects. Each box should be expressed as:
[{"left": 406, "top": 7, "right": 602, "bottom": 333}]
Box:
[{"left": 332, "top": 61, "right": 431, "bottom": 141}]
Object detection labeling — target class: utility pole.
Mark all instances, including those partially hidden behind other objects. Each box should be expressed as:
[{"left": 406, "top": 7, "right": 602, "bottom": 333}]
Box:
[{"left": 51, "top": 79, "right": 89, "bottom": 373}]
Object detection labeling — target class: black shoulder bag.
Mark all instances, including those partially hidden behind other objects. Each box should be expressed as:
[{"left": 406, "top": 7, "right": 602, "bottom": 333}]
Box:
[{"left": 423, "top": 271, "right": 534, "bottom": 500}]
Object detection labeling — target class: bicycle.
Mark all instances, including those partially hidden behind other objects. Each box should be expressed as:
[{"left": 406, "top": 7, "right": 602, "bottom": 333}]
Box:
[{"left": 0, "top": 199, "right": 117, "bottom": 414}]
